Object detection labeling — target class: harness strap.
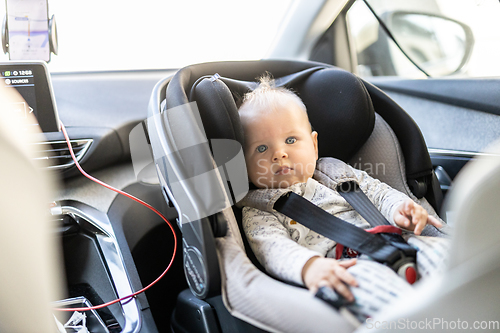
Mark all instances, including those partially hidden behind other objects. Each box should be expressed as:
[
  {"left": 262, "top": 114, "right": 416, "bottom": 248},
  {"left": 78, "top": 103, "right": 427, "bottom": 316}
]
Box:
[
  {"left": 336, "top": 225, "right": 401, "bottom": 259},
  {"left": 337, "top": 181, "right": 418, "bottom": 256},
  {"left": 274, "top": 192, "right": 404, "bottom": 266},
  {"left": 274, "top": 191, "right": 418, "bottom": 283},
  {"left": 337, "top": 181, "right": 390, "bottom": 227}
]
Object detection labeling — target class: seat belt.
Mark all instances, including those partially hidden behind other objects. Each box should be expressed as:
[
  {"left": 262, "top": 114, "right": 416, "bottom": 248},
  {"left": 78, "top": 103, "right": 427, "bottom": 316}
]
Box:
[
  {"left": 336, "top": 181, "right": 418, "bottom": 262},
  {"left": 273, "top": 185, "right": 418, "bottom": 283},
  {"left": 336, "top": 181, "right": 389, "bottom": 227}
]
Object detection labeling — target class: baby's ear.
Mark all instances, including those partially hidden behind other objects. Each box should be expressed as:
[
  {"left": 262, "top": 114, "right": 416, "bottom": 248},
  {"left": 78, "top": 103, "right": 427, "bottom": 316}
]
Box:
[{"left": 311, "top": 131, "right": 319, "bottom": 159}]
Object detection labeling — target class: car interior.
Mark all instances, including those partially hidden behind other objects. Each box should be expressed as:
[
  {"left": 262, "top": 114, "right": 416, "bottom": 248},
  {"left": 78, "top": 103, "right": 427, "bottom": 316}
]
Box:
[{"left": 1, "top": 0, "right": 500, "bottom": 332}]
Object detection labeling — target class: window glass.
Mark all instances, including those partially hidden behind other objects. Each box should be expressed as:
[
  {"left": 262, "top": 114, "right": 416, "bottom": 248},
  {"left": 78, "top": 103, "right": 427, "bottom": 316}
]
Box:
[
  {"left": 0, "top": 0, "right": 292, "bottom": 72},
  {"left": 347, "top": 0, "right": 500, "bottom": 78}
]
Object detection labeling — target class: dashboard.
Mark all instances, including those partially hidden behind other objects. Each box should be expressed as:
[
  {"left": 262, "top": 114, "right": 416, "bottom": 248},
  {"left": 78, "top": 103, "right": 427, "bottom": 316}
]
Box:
[
  {"left": 18, "top": 67, "right": 183, "bottom": 332},
  {"left": 1, "top": 62, "right": 59, "bottom": 131}
]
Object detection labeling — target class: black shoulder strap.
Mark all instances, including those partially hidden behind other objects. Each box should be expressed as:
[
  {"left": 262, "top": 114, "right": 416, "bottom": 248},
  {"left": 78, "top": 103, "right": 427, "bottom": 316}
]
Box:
[
  {"left": 335, "top": 182, "right": 422, "bottom": 255},
  {"left": 336, "top": 181, "right": 390, "bottom": 227},
  {"left": 274, "top": 192, "right": 404, "bottom": 266}
]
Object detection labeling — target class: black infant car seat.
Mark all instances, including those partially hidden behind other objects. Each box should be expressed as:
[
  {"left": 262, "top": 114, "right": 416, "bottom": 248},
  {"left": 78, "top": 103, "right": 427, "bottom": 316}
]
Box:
[{"left": 147, "top": 60, "right": 445, "bottom": 333}]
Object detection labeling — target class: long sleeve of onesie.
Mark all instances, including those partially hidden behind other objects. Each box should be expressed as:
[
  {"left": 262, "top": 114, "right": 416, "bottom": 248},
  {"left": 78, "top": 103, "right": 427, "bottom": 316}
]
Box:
[{"left": 242, "top": 206, "right": 322, "bottom": 286}]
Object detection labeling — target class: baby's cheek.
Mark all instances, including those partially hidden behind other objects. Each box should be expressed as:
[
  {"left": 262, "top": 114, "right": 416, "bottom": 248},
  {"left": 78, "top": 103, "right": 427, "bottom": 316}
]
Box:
[{"left": 255, "top": 158, "right": 271, "bottom": 175}]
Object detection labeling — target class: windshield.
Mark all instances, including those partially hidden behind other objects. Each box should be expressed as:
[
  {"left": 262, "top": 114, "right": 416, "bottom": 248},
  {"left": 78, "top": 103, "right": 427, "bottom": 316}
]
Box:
[{"left": 0, "top": 0, "right": 293, "bottom": 72}]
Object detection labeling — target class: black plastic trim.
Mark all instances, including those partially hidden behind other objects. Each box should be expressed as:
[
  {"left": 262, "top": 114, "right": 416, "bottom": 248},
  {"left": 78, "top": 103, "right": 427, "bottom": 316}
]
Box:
[
  {"left": 107, "top": 182, "right": 185, "bottom": 333},
  {"left": 42, "top": 126, "right": 123, "bottom": 178},
  {"left": 369, "top": 77, "right": 500, "bottom": 116}
]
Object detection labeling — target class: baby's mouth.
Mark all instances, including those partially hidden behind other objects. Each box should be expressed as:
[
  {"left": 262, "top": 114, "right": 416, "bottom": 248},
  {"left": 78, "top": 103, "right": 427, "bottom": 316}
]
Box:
[{"left": 275, "top": 166, "right": 292, "bottom": 175}]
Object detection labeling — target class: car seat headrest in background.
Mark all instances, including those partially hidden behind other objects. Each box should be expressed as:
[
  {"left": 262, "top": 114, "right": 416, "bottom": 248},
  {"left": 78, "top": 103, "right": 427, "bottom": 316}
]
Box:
[{"left": 190, "top": 67, "right": 376, "bottom": 162}]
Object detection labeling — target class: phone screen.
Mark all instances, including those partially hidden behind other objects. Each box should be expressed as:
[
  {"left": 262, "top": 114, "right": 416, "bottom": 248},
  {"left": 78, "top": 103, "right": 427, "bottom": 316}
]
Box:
[
  {"left": 0, "top": 62, "right": 60, "bottom": 132},
  {"left": 5, "top": 0, "right": 50, "bottom": 62}
]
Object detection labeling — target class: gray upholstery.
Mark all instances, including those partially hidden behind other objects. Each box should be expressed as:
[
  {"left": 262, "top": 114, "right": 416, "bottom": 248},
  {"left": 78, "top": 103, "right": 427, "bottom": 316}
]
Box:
[
  {"left": 349, "top": 114, "right": 445, "bottom": 236},
  {"left": 215, "top": 208, "right": 358, "bottom": 333},
  {"left": 349, "top": 114, "right": 410, "bottom": 195}
]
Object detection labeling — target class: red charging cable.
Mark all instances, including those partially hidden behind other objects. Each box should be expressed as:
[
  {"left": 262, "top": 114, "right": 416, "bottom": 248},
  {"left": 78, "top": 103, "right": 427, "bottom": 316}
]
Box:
[{"left": 54, "top": 122, "right": 177, "bottom": 312}]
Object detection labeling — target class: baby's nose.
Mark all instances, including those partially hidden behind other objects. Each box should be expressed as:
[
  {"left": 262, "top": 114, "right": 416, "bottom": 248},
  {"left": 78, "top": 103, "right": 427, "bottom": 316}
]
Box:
[{"left": 272, "top": 149, "right": 288, "bottom": 162}]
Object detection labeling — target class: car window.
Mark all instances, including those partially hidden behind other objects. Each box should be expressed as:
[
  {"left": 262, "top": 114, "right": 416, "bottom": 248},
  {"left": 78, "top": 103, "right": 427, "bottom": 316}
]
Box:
[
  {"left": 0, "top": 0, "right": 292, "bottom": 72},
  {"left": 347, "top": 0, "right": 500, "bottom": 78}
]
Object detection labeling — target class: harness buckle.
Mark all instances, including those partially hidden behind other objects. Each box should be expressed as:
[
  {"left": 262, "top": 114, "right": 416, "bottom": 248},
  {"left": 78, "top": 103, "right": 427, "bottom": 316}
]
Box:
[{"left": 390, "top": 251, "right": 419, "bottom": 284}]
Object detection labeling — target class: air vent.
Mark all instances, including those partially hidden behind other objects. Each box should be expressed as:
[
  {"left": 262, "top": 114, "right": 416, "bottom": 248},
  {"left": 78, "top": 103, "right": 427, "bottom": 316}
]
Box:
[{"left": 33, "top": 139, "right": 93, "bottom": 170}]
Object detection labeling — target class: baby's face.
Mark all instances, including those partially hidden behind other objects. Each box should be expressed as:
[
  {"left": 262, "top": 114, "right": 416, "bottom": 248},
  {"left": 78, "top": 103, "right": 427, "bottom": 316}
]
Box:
[{"left": 240, "top": 102, "right": 318, "bottom": 189}]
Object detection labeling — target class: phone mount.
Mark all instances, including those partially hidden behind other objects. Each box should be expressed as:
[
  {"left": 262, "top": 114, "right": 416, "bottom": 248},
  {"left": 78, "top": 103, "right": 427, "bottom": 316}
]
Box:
[{"left": 2, "top": 14, "right": 58, "bottom": 60}]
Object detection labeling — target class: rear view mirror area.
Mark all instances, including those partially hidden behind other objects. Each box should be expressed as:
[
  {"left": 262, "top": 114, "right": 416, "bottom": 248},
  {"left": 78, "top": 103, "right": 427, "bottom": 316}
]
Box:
[{"left": 388, "top": 11, "right": 474, "bottom": 76}]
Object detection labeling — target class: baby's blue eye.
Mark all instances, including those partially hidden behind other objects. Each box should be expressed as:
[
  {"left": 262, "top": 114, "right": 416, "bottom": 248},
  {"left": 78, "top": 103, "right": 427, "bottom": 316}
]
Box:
[
  {"left": 285, "top": 137, "right": 297, "bottom": 144},
  {"left": 256, "top": 145, "right": 268, "bottom": 153}
]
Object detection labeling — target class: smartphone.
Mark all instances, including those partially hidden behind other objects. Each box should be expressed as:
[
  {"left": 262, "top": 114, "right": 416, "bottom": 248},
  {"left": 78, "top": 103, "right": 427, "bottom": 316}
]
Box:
[{"left": 5, "top": 0, "right": 50, "bottom": 62}]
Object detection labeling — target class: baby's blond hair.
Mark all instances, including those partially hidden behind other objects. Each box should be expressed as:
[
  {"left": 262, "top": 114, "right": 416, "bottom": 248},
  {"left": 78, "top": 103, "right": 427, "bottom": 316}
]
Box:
[{"left": 239, "top": 74, "right": 308, "bottom": 116}]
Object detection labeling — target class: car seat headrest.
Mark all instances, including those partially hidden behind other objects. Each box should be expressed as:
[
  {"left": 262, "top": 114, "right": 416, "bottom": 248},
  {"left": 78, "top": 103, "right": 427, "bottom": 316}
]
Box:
[
  {"left": 190, "top": 67, "right": 375, "bottom": 162},
  {"left": 296, "top": 68, "right": 375, "bottom": 161},
  {"left": 189, "top": 74, "right": 247, "bottom": 147}
]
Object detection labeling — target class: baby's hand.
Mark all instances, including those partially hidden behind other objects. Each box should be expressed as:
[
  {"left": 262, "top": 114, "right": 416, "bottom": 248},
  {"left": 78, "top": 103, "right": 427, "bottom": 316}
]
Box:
[
  {"left": 302, "top": 257, "right": 358, "bottom": 302},
  {"left": 393, "top": 199, "right": 443, "bottom": 235}
]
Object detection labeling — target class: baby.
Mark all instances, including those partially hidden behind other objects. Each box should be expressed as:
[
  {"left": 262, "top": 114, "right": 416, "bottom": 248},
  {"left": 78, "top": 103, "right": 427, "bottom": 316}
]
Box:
[{"left": 238, "top": 76, "right": 447, "bottom": 318}]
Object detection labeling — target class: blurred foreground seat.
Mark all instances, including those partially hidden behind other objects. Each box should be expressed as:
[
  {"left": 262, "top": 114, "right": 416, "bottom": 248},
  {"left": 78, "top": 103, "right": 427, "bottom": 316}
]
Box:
[
  {"left": 0, "top": 86, "right": 64, "bottom": 333},
  {"left": 356, "top": 140, "right": 500, "bottom": 332}
]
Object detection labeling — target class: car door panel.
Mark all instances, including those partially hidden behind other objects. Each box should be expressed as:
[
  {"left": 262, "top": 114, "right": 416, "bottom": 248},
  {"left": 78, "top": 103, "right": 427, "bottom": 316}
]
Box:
[
  {"left": 379, "top": 89, "right": 500, "bottom": 152},
  {"left": 368, "top": 78, "right": 500, "bottom": 197},
  {"left": 367, "top": 79, "right": 500, "bottom": 116}
]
